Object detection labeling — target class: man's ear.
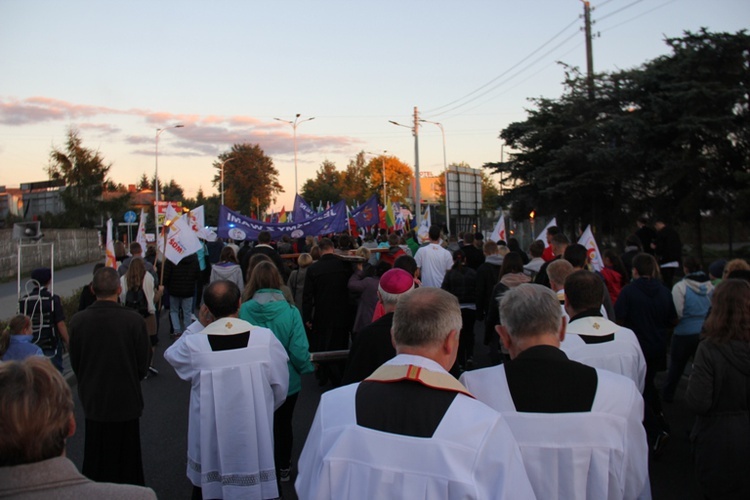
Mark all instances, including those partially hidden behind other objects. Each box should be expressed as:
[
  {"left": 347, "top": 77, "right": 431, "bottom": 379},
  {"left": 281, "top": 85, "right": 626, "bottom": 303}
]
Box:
[
  {"left": 558, "top": 316, "right": 567, "bottom": 343},
  {"left": 443, "top": 329, "right": 459, "bottom": 356},
  {"left": 497, "top": 325, "right": 512, "bottom": 351},
  {"left": 67, "top": 414, "right": 76, "bottom": 438},
  {"left": 390, "top": 328, "right": 397, "bottom": 350}
]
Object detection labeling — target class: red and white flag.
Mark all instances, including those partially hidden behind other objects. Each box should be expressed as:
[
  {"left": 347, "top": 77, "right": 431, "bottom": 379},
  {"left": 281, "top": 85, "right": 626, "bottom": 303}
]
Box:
[
  {"left": 536, "top": 217, "right": 557, "bottom": 242},
  {"left": 578, "top": 225, "right": 604, "bottom": 271},
  {"left": 489, "top": 212, "right": 507, "bottom": 243},
  {"left": 136, "top": 209, "right": 148, "bottom": 252},
  {"left": 104, "top": 218, "right": 117, "bottom": 268},
  {"left": 159, "top": 214, "right": 203, "bottom": 265}
]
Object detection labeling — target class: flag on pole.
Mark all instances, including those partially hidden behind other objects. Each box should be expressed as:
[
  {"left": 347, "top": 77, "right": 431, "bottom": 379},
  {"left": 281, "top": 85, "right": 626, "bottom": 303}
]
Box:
[
  {"left": 385, "top": 202, "right": 395, "bottom": 229},
  {"left": 489, "top": 212, "right": 507, "bottom": 243},
  {"left": 165, "top": 202, "right": 180, "bottom": 226},
  {"left": 136, "top": 209, "right": 148, "bottom": 251},
  {"left": 536, "top": 217, "right": 557, "bottom": 242},
  {"left": 417, "top": 205, "right": 431, "bottom": 243},
  {"left": 278, "top": 206, "right": 287, "bottom": 223},
  {"left": 578, "top": 225, "right": 604, "bottom": 271},
  {"left": 105, "top": 218, "right": 117, "bottom": 268},
  {"left": 160, "top": 214, "right": 203, "bottom": 265}
]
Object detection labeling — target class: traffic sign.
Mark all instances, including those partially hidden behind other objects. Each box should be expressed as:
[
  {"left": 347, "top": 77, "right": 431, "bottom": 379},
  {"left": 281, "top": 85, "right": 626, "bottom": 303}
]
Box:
[{"left": 124, "top": 210, "right": 137, "bottom": 223}]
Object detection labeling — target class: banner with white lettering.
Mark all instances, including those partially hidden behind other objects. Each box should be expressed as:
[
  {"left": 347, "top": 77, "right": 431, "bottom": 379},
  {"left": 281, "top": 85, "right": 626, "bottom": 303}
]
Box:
[
  {"left": 292, "top": 194, "right": 317, "bottom": 222},
  {"left": 218, "top": 200, "right": 348, "bottom": 240},
  {"left": 160, "top": 214, "right": 203, "bottom": 265}
]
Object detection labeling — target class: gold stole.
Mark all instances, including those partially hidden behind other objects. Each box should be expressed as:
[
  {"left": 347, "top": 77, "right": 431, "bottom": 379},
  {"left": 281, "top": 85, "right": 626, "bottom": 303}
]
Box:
[{"left": 365, "top": 364, "right": 475, "bottom": 399}]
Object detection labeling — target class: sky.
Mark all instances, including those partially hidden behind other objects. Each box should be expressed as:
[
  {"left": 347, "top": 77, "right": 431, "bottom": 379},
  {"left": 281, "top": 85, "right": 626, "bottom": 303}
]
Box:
[{"left": 1, "top": 0, "right": 748, "bottom": 212}]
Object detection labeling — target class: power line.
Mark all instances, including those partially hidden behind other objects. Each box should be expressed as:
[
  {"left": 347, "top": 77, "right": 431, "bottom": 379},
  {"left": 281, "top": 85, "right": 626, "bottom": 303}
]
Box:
[
  {"left": 596, "top": 0, "right": 645, "bottom": 23},
  {"left": 423, "top": 16, "right": 581, "bottom": 115},
  {"left": 427, "top": 29, "right": 582, "bottom": 119},
  {"left": 598, "top": 0, "right": 678, "bottom": 34}
]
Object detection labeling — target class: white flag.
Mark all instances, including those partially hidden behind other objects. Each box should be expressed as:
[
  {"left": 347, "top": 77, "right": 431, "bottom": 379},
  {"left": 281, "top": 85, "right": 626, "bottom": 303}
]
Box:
[
  {"left": 105, "top": 218, "right": 117, "bottom": 268},
  {"left": 578, "top": 225, "right": 604, "bottom": 271},
  {"left": 188, "top": 205, "right": 218, "bottom": 241},
  {"left": 136, "top": 209, "right": 148, "bottom": 252},
  {"left": 489, "top": 212, "right": 507, "bottom": 243},
  {"left": 164, "top": 202, "right": 180, "bottom": 226},
  {"left": 160, "top": 214, "right": 203, "bottom": 265},
  {"left": 536, "top": 217, "right": 557, "bottom": 242},
  {"left": 417, "top": 205, "right": 431, "bottom": 243}
]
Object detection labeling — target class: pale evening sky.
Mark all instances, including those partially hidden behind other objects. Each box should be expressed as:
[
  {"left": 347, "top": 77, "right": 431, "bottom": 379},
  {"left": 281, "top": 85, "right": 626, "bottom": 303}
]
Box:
[{"left": 1, "top": 0, "right": 747, "bottom": 211}]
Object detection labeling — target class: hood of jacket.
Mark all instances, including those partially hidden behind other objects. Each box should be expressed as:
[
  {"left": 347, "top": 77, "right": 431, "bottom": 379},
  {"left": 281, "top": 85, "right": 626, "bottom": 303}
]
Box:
[
  {"left": 485, "top": 254, "right": 504, "bottom": 266},
  {"left": 632, "top": 277, "right": 666, "bottom": 298},
  {"left": 500, "top": 272, "right": 531, "bottom": 288},
  {"left": 714, "top": 339, "right": 750, "bottom": 378},
  {"left": 211, "top": 263, "right": 241, "bottom": 279},
  {"left": 244, "top": 289, "right": 290, "bottom": 322},
  {"left": 683, "top": 272, "right": 713, "bottom": 296}
]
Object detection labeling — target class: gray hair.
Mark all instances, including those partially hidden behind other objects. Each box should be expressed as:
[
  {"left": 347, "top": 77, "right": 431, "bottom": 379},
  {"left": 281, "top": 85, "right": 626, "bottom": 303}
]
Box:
[
  {"left": 392, "top": 287, "right": 461, "bottom": 347},
  {"left": 500, "top": 284, "right": 562, "bottom": 339},
  {"left": 378, "top": 282, "right": 415, "bottom": 306}
]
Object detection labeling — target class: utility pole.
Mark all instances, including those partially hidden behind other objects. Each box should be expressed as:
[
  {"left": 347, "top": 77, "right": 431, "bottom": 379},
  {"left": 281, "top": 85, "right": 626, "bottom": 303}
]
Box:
[
  {"left": 583, "top": 0, "right": 595, "bottom": 100},
  {"left": 413, "top": 106, "right": 421, "bottom": 225}
]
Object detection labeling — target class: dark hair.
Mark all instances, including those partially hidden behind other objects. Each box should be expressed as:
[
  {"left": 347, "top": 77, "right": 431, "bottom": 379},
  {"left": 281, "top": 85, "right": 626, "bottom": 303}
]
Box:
[
  {"left": 507, "top": 238, "right": 522, "bottom": 253},
  {"left": 394, "top": 255, "right": 418, "bottom": 277},
  {"left": 245, "top": 254, "right": 272, "bottom": 284},
  {"left": 463, "top": 233, "right": 475, "bottom": 244},
  {"left": 547, "top": 226, "right": 560, "bottom": 237},
  {"left": 565, "top": 270, "right": 604, "bottom": 312},
  {"left": 92, "top": 267, "right": 120, "bottom": 298},
  {"left": 625, "top": 234, "right": 643, "bottom": 251},
  {"left": 703, "top": 279, "right": 750, "bottom": 343},
  {"left": 129, "top": 242, "right": 142, "bottom": 255},
  {"left": 203, "top": 280, "right": 241, "bottom": 318},
  {"left": 529, "top": 240, "right": 545, "bottom": 258},
  {"left": 603, "top": 249, "right": 628, "bottom": 287},
  {"left": 338, "top": 234, "right": 354, "bottom": 250},
  {"left": 683, "top": 255, "right": 701, "bottom": 274},
  {"left": 632, "top": 253, "right": 658, "bottom": 278},
  {"left": 451, "top": 249, "right": 466, "bottom": 270},
  {"left": 257, "top": 231, "right": 272, "bottom": 244},
  {"left": 551, "top": 233, "right": 570, "bottom": 246},
  {"left": 243, "top": 261, "right": 283, "bottom": 301},
  {"left": 220, "top": 246, "right": 238, "bottom": 264},
  {"left": 499, "top": 252, "right": 524, "bottom": 278},
  {"left": 428, "top": 225, "right": 441, "bottom": 241},
  {"left": 91, "top": 262, "right": 105, "bottom": 275},
  {"left": 564, "top": 244, "right": 588, "bottom": 268},
  {"left": 318, "top": 238, "right": 334, "bottom": 251}
]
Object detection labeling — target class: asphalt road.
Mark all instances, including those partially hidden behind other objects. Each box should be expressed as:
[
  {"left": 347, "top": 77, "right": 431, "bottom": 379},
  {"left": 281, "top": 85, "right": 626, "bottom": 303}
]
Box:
[{"left": 2, "top": 263, "right": 702, "bottom": 499}]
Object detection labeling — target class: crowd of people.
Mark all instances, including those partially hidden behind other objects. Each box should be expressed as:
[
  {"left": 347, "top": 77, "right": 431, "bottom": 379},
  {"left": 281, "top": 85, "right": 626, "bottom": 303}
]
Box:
[{"left": 1, "top": 217, "right": 749, "bottom": 499}]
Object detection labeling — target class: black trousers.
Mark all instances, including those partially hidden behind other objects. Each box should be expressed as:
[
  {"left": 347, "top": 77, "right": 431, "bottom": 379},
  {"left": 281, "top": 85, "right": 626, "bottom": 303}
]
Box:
[{"left": 83, "top": 418, "right": 145, "bottom": 486}]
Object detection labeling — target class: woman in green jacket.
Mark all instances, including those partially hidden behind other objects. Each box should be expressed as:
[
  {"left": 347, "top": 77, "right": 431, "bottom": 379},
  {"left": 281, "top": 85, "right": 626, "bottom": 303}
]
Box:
[{"left": 239, "top": 261, "right": 315, "bottom": 483}]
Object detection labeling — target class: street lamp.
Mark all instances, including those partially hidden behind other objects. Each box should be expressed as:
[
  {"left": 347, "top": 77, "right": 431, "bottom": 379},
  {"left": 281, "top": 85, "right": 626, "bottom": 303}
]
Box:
[
  {"left": 274, "top": 114, "right": 315, "bottom": 196},
  {"left": 366, "top": 150, "right": 388, "bottom": 207},
  {"left": 388, "top": 119, "right": 421, "bottom": 225},
  {"left": 216, "top": 157, "right": 235, "bottom": 207},
  {"left": 420, "top": 119, "right": 450, "bottom": 235},
  {"left": 154, "top": 124, "right": 184, "bottom": 229}
]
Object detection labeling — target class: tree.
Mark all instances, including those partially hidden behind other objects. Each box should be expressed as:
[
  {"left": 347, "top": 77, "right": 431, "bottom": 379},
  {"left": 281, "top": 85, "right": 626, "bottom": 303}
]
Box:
[
  {"left": 365, "top": 155, "right": 414, "bottom": 204},
  {"left": 212, "top": 144, "right": 283, "bottom": 215},
  {"left": 482, "top": 172, "right": 501, "bottom": 211},
  {"left": 161, "top": 179, "right": 185, "bottom": 202},
  {"left": 339, "top": 151, "right": 371, "bottom": 205},
  {"left": 47, "top": 128, "right": 128, "bottom": 227},
  {"left": 301, "top": 160, "right": 343, "bottom": 206},
  {"left": 137, "top": 172, "right": 151, "bottom": 191}
]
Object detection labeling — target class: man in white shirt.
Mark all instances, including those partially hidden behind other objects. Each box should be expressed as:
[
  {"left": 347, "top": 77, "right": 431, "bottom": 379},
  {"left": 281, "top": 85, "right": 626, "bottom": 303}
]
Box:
[
  {"left": 460, "top": 284, "right": 650, "bottom": 500},
  {"left": 165, "top": 280, "right": 289, "bottom": 500},
  {"left": 561, "top": 271, "right": 647, "bottom": 392},
  {"left": 296, "top": 287, "right": 535, "bottom": 500},
  {"left": 414, "top": 225, "right": 454, "bottom": 287}
]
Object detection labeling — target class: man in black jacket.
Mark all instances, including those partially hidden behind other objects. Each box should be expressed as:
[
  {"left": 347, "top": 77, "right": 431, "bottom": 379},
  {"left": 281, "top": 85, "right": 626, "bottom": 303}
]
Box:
[
  {"left": 69, "top": 267, "right": 151, "bottom": 486},
  {"left": 303, "top": 237, "right": 354, "bottom": 386},
  {"left": 163, "top": 253, "right": 200, "bottom": 337},
  {"left": 241, "top": 230, "right": 289, "bottom": 281}
]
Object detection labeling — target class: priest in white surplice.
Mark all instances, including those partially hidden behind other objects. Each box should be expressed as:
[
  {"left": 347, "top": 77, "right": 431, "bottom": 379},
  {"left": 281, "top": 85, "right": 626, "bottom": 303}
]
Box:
[
  {"left": 460, "top": 284, "right": 651, "bottom": 500},
  {"left": 165, "top": 280, "right": 289, "bottom": 500},
  {"left": 560, "top": 271, "right": 647, "bottom": 393},
  {"left": 296, "top": 287, "right": 535, "bottom": 500}
]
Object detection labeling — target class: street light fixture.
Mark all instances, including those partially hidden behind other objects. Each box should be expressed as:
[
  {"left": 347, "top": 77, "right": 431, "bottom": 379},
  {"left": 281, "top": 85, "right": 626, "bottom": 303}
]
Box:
[
  {"left": 388, "top": 119, "right": 421, "bottom": 224},
  {"left": 366, "top": 150, "right": 388, "bottom": 208},
  {"left": 420, "top": 119, "right": 450, "bottom": 234},
  {"left": 274, "top": 114, "right": 315, "bottom": 196},
  {"left": 154, "top": 124, "right": 184, "bottom": 229},
  {"left": 216, "top": 157, "right": 236, "bottom": 207}
]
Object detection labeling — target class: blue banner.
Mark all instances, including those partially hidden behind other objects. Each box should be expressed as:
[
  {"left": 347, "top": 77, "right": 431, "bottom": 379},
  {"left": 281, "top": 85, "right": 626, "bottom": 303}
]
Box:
[
  {"left": 292, "top": 193, "right": 317, "bottom": 222},
  {"left": 349, "top": 194, "right": 380, "bottom": 228},
  {"left": 219, "top": 201, "right": 349, "bottom": 241}
]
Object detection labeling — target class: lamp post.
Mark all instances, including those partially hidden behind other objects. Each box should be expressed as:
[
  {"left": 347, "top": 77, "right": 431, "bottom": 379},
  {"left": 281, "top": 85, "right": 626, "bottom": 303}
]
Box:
[
  {"left": 274, "top": 114, "right": 315, "bottom": 196},
  {"left": 366, "top": 150, "right": 388, "bottom": 207},
  {"left": 420, "top": 119, "right": 450, "bottom": 235},
  {"left": 388, "top": 118, "right": 421, "bottom": 225},
  {"left": 154, "top": 124, "right": 184, "bottom": 229},
  {"left": 217, "top": 157, "right": 235, "bottom": 207}
]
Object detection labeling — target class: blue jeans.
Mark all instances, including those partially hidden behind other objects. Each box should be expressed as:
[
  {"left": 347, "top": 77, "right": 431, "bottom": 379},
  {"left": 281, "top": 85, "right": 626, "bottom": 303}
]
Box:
[{"left": 169, "top": 295, "right": 194, "bottom": 334}]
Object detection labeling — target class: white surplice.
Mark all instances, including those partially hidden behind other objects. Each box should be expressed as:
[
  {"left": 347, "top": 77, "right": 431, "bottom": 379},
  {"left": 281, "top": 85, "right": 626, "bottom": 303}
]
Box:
[
  {"left": 295, "top": 354, "right": 535, "bottom": 500},
  {"left": 460, "top": 364, "right": 650, "bottom": 500},
  {"left": 560, "top": 316, "right": 647, "bottom": 393},
  {"left": 165, "top": 318, "right": 289, "bottom": 500}
]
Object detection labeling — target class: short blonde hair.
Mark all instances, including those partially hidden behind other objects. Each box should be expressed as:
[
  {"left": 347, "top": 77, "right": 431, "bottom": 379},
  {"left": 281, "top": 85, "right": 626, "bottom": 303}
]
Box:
[
  {"left": 547, "top": 259, "right": 574, "bottom": 287},
  {"left": 723, "top": 258, "right": 750, "bottom": 279},
  {"left": 297, "top": 253, "right": 313, "bottom": 268},
  {"left": 0, "top": 357, "right": 73, "bottom": 466}
]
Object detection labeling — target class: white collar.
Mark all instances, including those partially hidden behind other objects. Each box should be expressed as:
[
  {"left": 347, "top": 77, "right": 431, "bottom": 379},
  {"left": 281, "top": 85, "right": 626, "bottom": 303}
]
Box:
[{"left": 201, "top": 317, "right": 255, "bottom": 336}]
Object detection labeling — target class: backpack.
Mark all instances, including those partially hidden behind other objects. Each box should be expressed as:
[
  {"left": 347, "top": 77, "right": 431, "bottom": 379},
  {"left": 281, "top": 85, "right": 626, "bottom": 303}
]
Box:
[{"left": 125, "top": 287, "right": 150, "bottom": 317}]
